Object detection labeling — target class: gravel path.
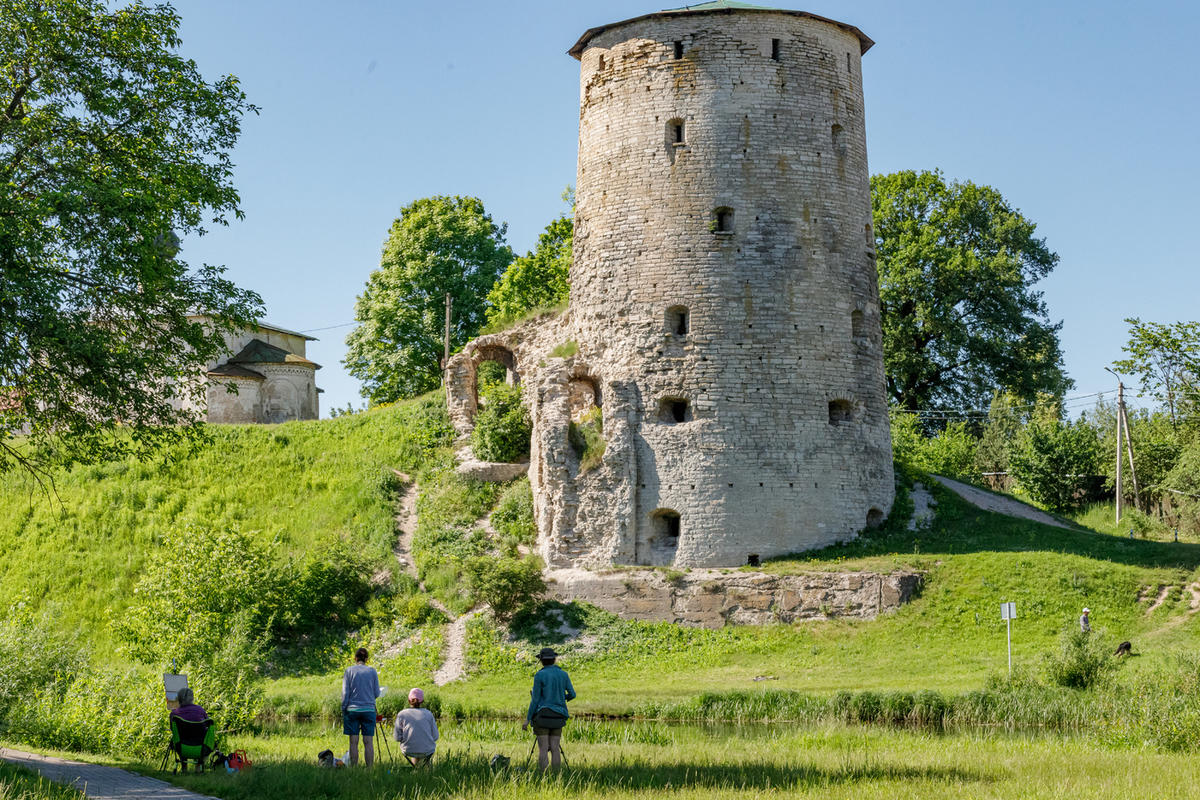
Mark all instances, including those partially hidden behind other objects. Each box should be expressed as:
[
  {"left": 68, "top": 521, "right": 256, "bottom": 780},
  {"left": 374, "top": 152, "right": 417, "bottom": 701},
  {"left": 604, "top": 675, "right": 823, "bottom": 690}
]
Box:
[
  {"left": 0, "top": 748, "right": 218, "bottom": 800},
  {"left": 388, "top": 470, "right": 476, "bottom": 686},
  {"left": 932, "top": 475, "right": 1072, "bottom": 530}
]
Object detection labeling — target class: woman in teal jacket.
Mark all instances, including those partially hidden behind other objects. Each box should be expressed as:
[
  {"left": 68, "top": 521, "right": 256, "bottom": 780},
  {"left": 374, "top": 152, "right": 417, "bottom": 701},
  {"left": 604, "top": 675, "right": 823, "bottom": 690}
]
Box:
[{"left": 522, "top": 647, "right": 576, "bottom": 770}]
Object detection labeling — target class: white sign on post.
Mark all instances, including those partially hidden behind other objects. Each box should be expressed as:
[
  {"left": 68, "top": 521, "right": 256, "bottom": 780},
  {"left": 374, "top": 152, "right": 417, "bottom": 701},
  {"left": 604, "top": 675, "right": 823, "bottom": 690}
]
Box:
[{"left": 1000, "top": 602, "right": 1016, "bottom": 672}]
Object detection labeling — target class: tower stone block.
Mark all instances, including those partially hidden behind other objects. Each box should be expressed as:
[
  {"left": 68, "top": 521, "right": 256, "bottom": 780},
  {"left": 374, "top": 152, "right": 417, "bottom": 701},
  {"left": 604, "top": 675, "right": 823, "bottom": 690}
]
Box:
[{"left": 448, "top": 5, "right": 893, "bottom": 569}]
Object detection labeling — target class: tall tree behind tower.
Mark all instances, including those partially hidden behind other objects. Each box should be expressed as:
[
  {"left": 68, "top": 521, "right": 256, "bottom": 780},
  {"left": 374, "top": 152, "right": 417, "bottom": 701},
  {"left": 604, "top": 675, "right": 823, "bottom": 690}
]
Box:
[
  {"left": 872, "top": 170, "right": 1071, "bottom": 411},
  {"left": 345, "top": 196, "right": 512, "bottom": 404}
]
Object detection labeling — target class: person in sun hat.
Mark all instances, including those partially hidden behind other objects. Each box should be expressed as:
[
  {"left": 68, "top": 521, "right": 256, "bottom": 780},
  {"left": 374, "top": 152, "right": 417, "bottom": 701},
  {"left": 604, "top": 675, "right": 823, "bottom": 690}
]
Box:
[
  {"left": 393, "top": 687, "right": 438, "bottom": 765},
  {"left": 1080, "top": 607, "right": 1091, "bottom": 633},
  {"left": 522, "top": 647, "right": 575, "bottom": 771}
]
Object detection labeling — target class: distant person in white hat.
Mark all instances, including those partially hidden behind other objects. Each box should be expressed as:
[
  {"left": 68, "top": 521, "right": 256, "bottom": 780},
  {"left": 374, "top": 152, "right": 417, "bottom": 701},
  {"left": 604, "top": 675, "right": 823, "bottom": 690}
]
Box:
[{"left": 1080, "top": 607, "right": 1091, "bottom": 633}]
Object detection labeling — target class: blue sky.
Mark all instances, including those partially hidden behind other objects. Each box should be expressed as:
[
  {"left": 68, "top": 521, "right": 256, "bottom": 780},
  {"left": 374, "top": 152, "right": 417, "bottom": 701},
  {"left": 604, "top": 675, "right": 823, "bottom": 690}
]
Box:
[{"left": 171, "top": 0, "right": 1200, "bottom": 417}]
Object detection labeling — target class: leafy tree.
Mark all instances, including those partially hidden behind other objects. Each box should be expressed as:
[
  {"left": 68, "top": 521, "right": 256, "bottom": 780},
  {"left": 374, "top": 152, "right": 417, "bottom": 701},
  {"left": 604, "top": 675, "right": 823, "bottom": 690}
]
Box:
[
  {"left": 345, "top": 196, "right": 512, "bottom": 403},
  {"left": 0, "top": 0, "right": 263, "bottom": 474},
  {"left": 888, "top": 410, "right": 977, "bottom": 480},
  {"left": 1084, "top": 400, "right": 1181, "bottom": 511},
  {"left": 1009, "top": 403, "right": 1101, "bottom": 512},
  {"left": 1112, "top": 318, "right": 1200, "bottom": 429},
  {"left": 872, "top": 170, "right": 1071, "bottom": 411},
  {"left": 485, "top": 214, "right": 572, "bottom": 329},
  {"left": 974, "top": 391, "right": 1026, "bottom": 484}
]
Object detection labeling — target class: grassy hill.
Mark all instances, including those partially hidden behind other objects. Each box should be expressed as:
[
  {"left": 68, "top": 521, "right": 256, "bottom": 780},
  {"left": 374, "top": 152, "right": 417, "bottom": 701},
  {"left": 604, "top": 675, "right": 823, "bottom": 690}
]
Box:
[{"left": 3, "top": 393, "right": 1200, "bottom": 749}]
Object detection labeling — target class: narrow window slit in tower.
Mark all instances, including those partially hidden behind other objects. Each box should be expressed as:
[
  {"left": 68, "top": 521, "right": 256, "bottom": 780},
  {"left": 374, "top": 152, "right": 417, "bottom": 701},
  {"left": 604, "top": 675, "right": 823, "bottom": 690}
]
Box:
[
  {"left": 667, "top": 306, "right": 689, "bottom": 335},
  {"left": 846, "top": 52, "right": 851, "bottom": 72},
  {"left": 771, "top": 39, "right": 781, "bottom": 61},
  {"left": 713, "top": 207, "right": 734, "bottom": 234},
  {"left": 674, "top": 40, "right": 683, "bottom": 59}
]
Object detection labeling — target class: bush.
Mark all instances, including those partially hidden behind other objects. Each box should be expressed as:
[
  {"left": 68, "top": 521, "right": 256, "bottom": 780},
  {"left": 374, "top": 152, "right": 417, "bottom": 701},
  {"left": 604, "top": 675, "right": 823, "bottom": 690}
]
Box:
[
  {"left": 491, "top": 478, "right": 536, "bottom": 545},
  {"left": 568, "top": 407, "right": 605, "bottom": 473},
  {"left": 1010, "top": 407, "right": 1101, "bottom": 512},
  {"left": 1043, "top": 626, "right": 1115, "bottom": 689},
  {"left": 462, "top": 554, "right": 546, "bottom": 623},
  {"left": 471, "top": 383, "right": 531, "bottom": 463}
]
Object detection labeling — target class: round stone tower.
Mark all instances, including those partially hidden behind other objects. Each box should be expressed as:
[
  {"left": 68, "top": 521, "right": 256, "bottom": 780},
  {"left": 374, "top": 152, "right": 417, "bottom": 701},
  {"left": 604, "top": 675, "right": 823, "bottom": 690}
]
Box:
[{"left": 553, "top": 3, "right": 894, "bottom": 567}]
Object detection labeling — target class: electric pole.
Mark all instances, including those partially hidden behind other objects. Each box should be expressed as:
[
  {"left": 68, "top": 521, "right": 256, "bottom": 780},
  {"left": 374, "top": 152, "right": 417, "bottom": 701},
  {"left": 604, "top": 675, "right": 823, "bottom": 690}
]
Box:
[
  {"left": 443, "top": 292, "right": 452, "bottom": 385},
  {"left": 1108, "top": 368, "right": 1124, "bottom": 524}
]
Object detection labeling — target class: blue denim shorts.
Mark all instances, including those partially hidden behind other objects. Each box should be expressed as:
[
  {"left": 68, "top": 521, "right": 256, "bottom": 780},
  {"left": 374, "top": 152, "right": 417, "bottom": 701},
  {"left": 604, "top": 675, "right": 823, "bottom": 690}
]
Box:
[{"left": 343, "top": 708, "right": 377, "bottom": 736}]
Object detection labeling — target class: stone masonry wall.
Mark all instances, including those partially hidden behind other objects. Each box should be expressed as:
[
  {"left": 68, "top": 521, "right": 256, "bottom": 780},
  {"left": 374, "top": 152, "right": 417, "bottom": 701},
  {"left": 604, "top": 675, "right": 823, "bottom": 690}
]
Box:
[
  {"left": 546, "top": 567, "right": 921, "bottom": 629},
  {"left": 448, "top": 8, "right": 894, "bottom": 571}
]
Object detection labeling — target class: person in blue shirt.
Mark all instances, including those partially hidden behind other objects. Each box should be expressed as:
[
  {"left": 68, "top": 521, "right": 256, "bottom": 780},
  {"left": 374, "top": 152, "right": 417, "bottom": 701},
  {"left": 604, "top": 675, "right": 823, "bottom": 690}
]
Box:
[
  {"left": 522, "top": 647, "right": 576, "bottom": 771},
  {"left": 341, "top": 647, "right": 381, "bottom": 766}
]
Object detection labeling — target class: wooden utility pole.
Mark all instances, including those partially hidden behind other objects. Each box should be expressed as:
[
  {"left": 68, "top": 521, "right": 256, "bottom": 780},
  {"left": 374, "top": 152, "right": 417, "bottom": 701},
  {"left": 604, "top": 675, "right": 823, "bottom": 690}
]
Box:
[
  {"left": 1114, "top": 381, "right": 1123, "bottom": 525},
  {"left": 1118, "top": 384, "right": 1141, "bottom": 511},
  {"left": 443, "top": 292, "right": 452, "bottom": 385}
]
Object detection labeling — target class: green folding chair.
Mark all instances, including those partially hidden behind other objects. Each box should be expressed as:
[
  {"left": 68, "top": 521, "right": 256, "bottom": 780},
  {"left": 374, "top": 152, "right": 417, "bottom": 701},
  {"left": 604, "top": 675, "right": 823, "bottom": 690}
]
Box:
[{"left": 164, "top": 716, "right": 216, "bottom": 773}]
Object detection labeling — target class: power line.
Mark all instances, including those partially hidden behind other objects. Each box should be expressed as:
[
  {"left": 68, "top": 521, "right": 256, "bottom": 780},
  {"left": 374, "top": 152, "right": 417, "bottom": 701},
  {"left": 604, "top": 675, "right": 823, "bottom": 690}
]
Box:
[{"left": 298, "top": 321, "right": 357, "bottom": 333}]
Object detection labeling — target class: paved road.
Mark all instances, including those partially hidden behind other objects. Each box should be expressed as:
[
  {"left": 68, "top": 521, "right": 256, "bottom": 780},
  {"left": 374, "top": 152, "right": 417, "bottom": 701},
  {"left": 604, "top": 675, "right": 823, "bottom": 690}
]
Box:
[
  {"left": 932, "top": 475, "right": 1072, "bottom": 529},
  {"left": 0, "top": 747, "right": 218, "bottom": 800}
]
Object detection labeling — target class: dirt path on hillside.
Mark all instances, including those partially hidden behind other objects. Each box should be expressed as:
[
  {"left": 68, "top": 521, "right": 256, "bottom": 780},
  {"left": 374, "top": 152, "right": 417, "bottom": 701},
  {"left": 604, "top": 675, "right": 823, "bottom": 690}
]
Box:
[
  {"left": 389, "top": 470, "right": 478, "bottom": 686},
  {"left": 392, "top": 470, "right": 421, "bottom": 582},
  {"left": 932, "top": 475, "right": 1073, "bottom": 530}
]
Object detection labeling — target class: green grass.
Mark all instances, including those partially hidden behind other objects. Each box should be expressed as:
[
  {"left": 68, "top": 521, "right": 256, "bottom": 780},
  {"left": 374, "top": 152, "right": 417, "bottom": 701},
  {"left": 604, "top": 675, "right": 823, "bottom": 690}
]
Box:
[
  {"left": 0, "top": 762, "right": 85, "bottom": 800},
  {"left": 102, "top": 721, "right": 1200, "bottom": 800},
  {"left": 0, "top": 393, "right": 452, "bottom": 647},
  {"left": 549, "top": 340, "right": 578, "bottom": 359}
]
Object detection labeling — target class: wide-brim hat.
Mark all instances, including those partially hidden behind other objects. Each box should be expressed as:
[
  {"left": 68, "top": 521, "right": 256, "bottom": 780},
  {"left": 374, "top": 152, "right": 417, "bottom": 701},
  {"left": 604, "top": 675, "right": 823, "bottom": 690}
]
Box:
[{"left": 536, "top": 647, "right": 558, "bottom": 660}]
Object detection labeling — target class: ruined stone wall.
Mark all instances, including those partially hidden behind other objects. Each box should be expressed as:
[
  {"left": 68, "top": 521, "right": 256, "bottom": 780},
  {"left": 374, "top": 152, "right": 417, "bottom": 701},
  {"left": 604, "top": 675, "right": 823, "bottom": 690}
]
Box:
[
  {"left": 448, "top": 8, "right": 893, "bottom": 570},
  {"left": 546, "top": 567, "right": 921, "bottom": 629}
]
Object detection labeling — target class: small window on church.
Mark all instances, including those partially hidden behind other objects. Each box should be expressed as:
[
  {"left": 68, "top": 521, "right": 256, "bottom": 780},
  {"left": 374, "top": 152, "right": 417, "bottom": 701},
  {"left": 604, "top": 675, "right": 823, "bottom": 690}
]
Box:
[
  {"left": 771, "top": 39, "right": 781, "bottom": 61},
  {"left": 674, "top": 40, "right": 684, "bottom": 59}
]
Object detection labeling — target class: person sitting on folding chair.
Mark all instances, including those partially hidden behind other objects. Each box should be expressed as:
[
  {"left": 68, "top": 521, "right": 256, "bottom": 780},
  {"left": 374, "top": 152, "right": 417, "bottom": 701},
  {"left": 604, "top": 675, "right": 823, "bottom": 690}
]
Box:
[
  {"left": 393, "top": 687, "right": 438, "bottom": 767},
  {"left": 166, "top": 687, "right": 215, "bottom": 773},
  {"left": 170, "top": 687, "right": 208, "bottom": 723}
]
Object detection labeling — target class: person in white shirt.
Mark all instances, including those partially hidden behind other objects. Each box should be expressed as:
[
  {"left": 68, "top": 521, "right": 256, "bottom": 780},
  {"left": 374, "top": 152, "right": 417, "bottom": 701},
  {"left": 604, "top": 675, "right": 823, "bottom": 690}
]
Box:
[{"left": 393, "top": 687, "right": 438, "bottom": 765}]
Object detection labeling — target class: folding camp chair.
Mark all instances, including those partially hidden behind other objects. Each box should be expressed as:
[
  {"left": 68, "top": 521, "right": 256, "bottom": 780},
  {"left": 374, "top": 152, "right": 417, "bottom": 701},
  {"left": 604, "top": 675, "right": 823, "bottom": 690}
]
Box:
[
  {"left": 164, "top": 716, "right": 217, "bottom": 773},
  {"left": 403, "top": 752, "right": 434, "bottom": 768}
]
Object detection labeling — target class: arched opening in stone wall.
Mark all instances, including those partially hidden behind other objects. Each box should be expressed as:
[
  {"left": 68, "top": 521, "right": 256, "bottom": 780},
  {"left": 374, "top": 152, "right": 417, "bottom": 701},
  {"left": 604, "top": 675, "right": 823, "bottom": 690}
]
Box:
[
  {"left": 666, "top": 305, "right": 689, "bottom": 336},
  {"left": 568, "top": 376, "right": 601, "bottom": 420},
  {"left": 866, "top": 508, "right": 884, "bottom": 529},
  {"left": 828, "top": 398, "right": 856, "bottom": 426},
  {"left": 638, "top": 508, "right": 681, "bottom": 566},
  {"left": 658, "top": 397, "right": 692, "bottom": 424},
  {"left": 471, "top": 345, "right": 518, "bottom": 416}
]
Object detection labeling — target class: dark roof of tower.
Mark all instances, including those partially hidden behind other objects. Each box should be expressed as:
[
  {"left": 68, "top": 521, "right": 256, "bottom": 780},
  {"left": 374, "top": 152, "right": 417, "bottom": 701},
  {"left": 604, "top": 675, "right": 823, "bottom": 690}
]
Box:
[
  {"left": 207, "top": 363, "right": 266, "bottom": 380},
  {"left": 227, "top": 338, "right": 320, "bottom": 369},
  {"left": 568, "top": 2, "right": 873, "bottom": 59}
]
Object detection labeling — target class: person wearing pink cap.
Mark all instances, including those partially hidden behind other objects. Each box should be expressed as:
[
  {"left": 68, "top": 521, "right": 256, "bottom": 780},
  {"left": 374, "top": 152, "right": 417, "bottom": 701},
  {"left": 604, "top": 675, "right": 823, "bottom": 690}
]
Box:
[{"left": 393, "top": 687, "right": 438, "bottom": 766}]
